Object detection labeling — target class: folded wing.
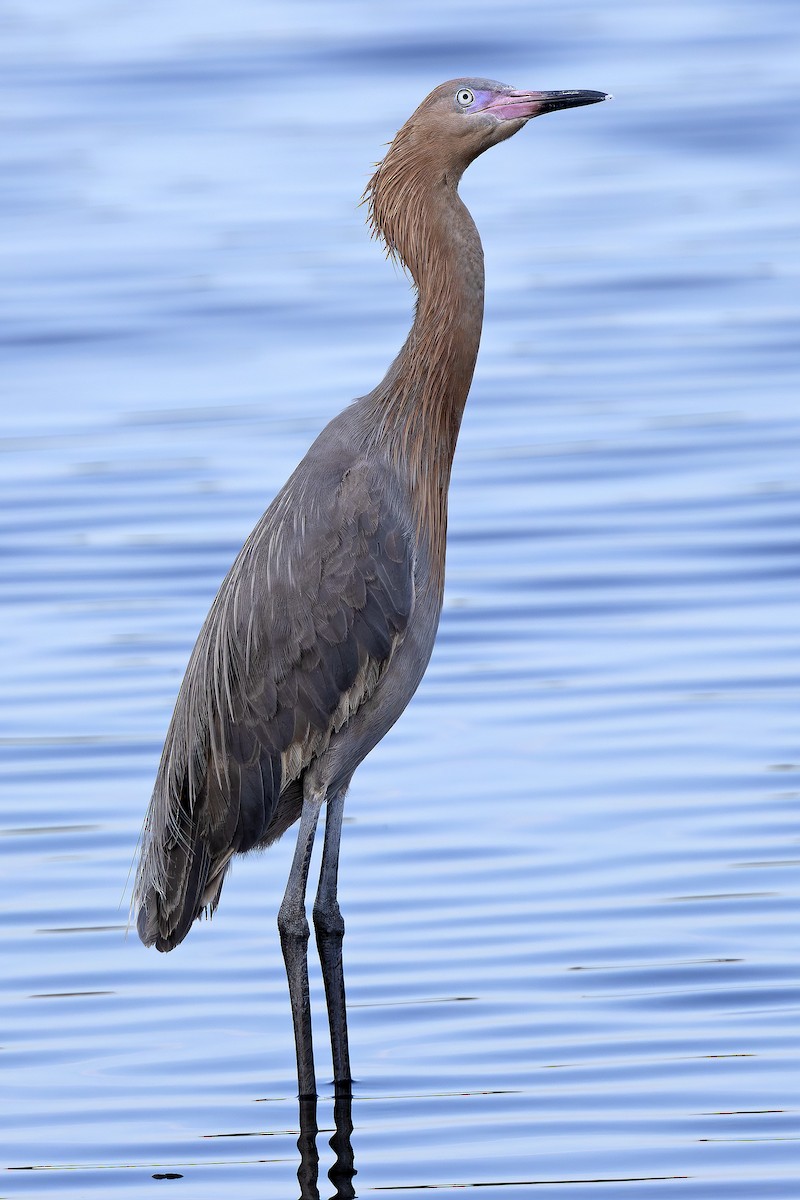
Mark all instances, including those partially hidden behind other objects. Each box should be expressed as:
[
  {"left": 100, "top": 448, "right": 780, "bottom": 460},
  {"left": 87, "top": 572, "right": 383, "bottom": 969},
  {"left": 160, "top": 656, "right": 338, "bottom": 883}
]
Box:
[{"left": 134, "top": 461, "right": 414, "bottom": 950}]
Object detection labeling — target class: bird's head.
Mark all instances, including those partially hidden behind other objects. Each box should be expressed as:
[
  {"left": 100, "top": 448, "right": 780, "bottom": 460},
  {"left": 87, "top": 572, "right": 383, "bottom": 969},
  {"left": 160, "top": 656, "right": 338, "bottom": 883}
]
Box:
[
  {"left": 405, "top": 77, "right": 610, "bottom": 170},
  {"left": 366, "top": 78, "right": 609, "bottom": 269}
]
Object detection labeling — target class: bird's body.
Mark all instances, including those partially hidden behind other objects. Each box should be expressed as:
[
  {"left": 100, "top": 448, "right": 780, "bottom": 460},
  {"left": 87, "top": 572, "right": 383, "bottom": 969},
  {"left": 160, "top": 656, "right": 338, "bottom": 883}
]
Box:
[
  {"left": 136, "top": 407, "right": 437, "bottom": 947},
  {"left": 134, "top": 78, "right": 608, "bottom": 1097}
]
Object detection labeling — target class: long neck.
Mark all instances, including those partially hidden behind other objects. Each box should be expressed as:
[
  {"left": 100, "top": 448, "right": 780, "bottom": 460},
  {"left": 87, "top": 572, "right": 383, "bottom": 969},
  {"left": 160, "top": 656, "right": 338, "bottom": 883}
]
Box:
[{"left": 363, "top": 149, "right": 485, "bottom": 577}]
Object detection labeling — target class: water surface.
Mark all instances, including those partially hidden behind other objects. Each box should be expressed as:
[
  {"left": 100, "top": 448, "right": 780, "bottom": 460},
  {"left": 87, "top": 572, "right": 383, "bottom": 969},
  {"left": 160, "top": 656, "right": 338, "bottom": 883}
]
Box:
[{"left": 2, "top": 2, "right": 799, "bottom": 1196}]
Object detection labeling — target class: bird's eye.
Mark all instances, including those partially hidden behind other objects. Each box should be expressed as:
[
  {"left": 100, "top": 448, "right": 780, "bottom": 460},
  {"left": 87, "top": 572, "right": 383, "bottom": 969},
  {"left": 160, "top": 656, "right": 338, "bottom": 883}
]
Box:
[{"left": 456, "top": 88, "right": 474, "bottom": 108}]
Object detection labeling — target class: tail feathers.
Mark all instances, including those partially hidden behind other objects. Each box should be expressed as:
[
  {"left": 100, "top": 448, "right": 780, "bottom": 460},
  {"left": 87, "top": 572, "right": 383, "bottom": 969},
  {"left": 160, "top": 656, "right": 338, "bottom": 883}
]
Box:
[
  {"left": 135, "top": 743, "right": 284, "bottom": 951},
  {"left": 137, "top": 835, "right": 230, "bottom": 952}
]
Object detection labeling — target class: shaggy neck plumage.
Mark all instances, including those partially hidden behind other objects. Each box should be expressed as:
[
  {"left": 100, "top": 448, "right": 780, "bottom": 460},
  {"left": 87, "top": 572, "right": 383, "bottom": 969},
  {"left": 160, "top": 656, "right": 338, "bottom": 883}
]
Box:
[{"left": 362, "top": 128, "right": 485, "bottom": 576}]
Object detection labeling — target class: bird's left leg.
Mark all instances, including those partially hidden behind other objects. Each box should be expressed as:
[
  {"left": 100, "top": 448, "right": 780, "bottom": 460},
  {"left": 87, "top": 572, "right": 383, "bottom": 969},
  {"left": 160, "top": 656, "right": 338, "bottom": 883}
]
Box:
[
  {"left": 278, "top": 787, "right": 324, "bottom": 1099},
  {"left": 313, "top": 787, "right": 352, "bottom": 1093}
]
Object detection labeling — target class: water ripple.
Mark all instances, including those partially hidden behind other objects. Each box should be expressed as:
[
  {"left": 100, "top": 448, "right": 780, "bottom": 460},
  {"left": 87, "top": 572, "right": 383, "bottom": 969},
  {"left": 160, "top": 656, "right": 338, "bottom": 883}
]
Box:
[{"left": 2, "top": 2, "right": 799, "bottom": 1198}]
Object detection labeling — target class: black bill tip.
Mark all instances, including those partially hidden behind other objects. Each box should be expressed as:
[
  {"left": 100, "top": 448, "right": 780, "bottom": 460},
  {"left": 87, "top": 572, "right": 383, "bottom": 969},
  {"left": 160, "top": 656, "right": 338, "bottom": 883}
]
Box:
[{"left": 537, "top": 89, "right": 611, "bottom": 115}]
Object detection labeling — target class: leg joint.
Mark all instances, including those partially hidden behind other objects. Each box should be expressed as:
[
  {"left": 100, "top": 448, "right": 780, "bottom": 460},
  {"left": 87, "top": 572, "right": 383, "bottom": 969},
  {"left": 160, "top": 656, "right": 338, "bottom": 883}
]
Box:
[
  {"left": 277, "top": 904, "right": 310, "bottom": 945},
  {"left": 313, "top": 900, "right": 345, "bottom": 940}
]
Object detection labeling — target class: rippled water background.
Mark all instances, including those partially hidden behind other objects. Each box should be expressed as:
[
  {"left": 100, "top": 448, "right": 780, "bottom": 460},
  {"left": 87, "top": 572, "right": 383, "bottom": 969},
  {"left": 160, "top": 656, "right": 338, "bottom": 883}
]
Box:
[{"left": 2, "top": 1, "right": 799, "bottom": 1196}]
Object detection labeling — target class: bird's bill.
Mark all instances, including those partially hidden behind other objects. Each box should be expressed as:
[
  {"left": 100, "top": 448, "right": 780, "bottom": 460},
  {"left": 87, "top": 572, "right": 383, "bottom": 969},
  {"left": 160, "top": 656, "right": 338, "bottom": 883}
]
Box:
[{"left": 485, "top": 89, "right": 611, "bottom": 120}]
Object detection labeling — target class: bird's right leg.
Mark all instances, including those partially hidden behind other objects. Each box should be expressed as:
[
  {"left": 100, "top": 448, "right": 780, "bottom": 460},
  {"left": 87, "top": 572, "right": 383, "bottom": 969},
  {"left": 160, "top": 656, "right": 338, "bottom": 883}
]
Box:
[
  {"left": 278, "top": 788, "right": 324, "bottom": 1099},
  {"left": 313, "top": 787, "right": 352, "bottom": 1093}
]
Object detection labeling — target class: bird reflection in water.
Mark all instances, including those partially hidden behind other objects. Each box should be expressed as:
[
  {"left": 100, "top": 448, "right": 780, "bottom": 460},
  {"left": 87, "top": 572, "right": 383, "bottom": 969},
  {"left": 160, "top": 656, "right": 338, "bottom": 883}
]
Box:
[
  {"left": 134, "top": 79, "right": 609, "bottom": 1099},
  {"left": 296, "top": 1095, "right": 356, "bottom": 1200}
]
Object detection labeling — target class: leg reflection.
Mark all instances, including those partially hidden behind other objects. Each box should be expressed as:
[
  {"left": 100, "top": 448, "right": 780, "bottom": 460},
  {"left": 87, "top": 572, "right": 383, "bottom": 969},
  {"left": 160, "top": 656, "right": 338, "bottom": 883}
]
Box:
[
  {"left": 328, "top": 1093, "right": 356, "bottom": 1199},
  {"left": 297, "top": 1096, "right": 319, "bottom": 1200},
  {"left": 296, "top": 1093, "right": 356, "bottom": 1200}
]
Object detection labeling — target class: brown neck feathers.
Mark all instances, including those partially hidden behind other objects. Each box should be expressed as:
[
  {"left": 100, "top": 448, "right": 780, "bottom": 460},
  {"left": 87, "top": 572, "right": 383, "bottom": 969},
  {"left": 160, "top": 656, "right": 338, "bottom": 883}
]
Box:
[{"left": 362, "top": 126, "right": 485, "bottom": 586}]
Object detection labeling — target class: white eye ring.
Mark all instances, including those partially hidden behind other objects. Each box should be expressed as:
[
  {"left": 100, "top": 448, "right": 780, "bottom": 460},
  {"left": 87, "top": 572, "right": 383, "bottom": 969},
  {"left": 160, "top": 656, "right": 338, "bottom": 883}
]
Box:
[{"left": 456, "top": 88, "right": 474, "bottom": 108}]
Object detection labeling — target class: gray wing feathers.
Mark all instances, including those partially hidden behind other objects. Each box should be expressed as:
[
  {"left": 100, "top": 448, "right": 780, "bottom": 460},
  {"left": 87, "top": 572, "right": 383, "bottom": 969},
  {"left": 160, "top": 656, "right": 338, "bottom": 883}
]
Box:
[{"left": 134, "top": 462, "right": 414, "bottom": 951}]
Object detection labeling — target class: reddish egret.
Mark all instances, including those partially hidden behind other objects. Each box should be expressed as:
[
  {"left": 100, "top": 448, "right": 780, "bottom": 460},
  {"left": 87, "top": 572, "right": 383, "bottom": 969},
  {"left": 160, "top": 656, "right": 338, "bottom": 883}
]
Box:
[{"left": 134, "top": 78, "right": 609, "bottom": 1098}]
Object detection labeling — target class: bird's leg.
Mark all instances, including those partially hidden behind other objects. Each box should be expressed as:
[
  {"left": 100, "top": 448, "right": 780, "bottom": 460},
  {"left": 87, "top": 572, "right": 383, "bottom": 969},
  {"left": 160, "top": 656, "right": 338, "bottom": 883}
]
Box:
[
  {"left": 312, "top": 788, "right": 352, "bottom": 1093},
  {"left": 278, "top": 790, "right": 324, "bottom": 1099}
]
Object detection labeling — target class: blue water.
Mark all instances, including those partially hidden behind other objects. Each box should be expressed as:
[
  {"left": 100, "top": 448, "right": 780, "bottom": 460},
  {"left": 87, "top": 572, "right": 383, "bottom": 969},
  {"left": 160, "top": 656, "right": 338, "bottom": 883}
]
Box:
[{"left": 2, "top": 2, "right": 799, "bottom": 1196}]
